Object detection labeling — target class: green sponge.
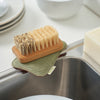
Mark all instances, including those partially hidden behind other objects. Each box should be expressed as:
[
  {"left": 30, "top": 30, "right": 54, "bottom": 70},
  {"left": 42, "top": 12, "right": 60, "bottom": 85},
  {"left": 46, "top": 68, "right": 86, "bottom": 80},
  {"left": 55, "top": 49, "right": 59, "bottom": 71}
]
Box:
[{"left": 12, "top": 42, "right": 67, "bottom": 76}]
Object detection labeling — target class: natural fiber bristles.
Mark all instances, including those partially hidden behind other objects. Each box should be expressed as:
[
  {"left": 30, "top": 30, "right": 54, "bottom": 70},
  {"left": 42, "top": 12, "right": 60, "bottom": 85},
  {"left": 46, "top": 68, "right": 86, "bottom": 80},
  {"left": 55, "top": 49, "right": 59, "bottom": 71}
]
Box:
[{"left": 14, "top": 26, "right": 59, "bottom": 55}]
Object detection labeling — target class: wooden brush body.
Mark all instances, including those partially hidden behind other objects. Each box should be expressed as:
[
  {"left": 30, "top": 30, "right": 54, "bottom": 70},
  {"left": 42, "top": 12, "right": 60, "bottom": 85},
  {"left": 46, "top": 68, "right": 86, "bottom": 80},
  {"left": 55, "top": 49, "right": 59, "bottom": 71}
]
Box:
[
  {"left": 12, "top": 26, "right": 63, "bottom": 63},
  {"left": 12, "top": 39, "right": 63, "bottom": 63}
]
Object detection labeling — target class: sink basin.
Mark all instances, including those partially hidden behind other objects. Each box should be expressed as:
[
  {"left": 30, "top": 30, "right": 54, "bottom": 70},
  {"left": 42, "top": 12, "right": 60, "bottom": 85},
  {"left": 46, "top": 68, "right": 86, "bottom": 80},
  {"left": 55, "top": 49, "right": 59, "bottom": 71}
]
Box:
[
  {"left": 0, "top": 40, "right": 100, "bottom": 100},
  {"left": 0, "top": 57, "right": 100, "bottom": 100}
]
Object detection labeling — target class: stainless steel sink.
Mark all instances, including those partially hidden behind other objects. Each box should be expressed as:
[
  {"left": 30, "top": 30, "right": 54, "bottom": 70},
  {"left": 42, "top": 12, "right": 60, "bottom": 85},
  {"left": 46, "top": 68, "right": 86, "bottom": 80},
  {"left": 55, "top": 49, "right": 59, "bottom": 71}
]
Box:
[{"left": 0, "top": 40, "right": 100, "bottom": 100}]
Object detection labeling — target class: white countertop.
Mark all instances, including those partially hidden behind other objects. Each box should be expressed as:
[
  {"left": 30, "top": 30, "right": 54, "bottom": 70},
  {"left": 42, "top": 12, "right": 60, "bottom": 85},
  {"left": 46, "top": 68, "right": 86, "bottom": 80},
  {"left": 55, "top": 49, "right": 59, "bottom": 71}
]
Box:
[{"left": 0, "top": 0, "right": 100, "bottom": 72}]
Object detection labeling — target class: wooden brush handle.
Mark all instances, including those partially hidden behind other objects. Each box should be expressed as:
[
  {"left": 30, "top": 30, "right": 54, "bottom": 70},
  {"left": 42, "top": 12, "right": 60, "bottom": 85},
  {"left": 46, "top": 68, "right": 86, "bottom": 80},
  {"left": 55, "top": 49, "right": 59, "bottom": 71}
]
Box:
[{"left": 12, "top": 40, "right": 63, "bottom": 63}]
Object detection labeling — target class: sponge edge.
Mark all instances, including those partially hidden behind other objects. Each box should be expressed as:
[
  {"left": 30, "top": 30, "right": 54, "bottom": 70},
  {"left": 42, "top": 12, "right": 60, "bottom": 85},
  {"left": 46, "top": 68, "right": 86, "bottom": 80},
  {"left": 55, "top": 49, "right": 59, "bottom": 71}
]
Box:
[
  {"left": 12, "top": 39, "right": 63, "bottom": 63},
  {"left": 84, "top": 28, "right": 100, "bottom": 65}
]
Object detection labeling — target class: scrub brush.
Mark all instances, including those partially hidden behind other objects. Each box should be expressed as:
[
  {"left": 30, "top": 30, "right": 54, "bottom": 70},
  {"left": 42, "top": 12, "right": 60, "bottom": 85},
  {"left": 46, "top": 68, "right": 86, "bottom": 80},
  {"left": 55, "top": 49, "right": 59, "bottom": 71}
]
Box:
[{"left": 12, "top": 25, "right": 63, "bottom": 63}]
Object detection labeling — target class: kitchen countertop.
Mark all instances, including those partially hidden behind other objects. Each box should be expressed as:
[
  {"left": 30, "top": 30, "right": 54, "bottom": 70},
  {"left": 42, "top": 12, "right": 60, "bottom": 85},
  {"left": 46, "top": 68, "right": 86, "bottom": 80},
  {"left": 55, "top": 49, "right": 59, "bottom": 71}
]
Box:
[{"left": 0, "top": 0, "right": 100, "bottom": 73}]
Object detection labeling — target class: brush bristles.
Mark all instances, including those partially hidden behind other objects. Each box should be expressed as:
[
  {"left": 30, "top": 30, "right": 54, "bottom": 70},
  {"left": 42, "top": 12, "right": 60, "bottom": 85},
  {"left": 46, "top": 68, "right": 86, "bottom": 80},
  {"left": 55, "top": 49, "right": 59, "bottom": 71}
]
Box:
[{"left": 14, "top": 26, "right": 59, "bottom": 55}]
